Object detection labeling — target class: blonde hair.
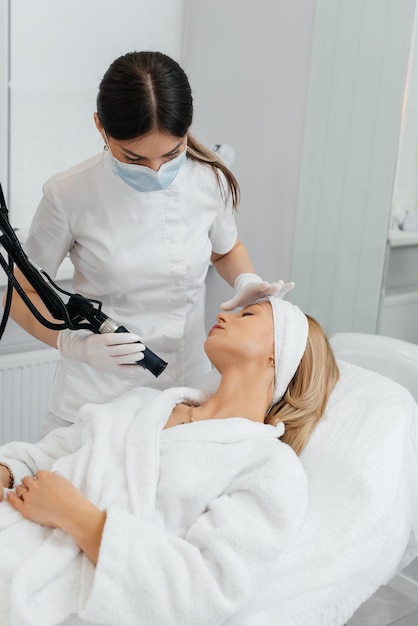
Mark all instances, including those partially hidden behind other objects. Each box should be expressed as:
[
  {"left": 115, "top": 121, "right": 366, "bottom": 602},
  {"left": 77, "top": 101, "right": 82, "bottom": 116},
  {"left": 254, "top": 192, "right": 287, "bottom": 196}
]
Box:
[
  {"left": 186, "top": 132, "right": 240, "bottom": 210},
  {"left": 265, "top": 315, "right": 339, "bottom": 455}
]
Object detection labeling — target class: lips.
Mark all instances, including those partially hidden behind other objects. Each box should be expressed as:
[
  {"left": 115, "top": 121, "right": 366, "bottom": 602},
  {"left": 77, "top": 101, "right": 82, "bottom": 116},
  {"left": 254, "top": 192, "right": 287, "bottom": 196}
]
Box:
[{"left": 209, "top": 324, "right": 223, "bottom": 335}]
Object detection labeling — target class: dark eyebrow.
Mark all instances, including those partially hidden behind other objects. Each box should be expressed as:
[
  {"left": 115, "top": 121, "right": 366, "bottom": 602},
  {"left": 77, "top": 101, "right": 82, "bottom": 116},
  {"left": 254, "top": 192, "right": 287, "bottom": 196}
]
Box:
[{"left": 122, "top": 139, "right": 184, "bottom": 159}]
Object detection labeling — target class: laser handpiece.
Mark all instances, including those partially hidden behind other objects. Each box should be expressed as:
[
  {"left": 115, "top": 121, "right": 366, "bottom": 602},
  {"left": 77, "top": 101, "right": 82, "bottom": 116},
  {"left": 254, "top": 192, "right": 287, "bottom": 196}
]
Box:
[
  {"left": 0, "top": 181, "right": 168, "bottom": 378},
  {"left": 66, "top": 294, "right": 168, "bottom": 378}
]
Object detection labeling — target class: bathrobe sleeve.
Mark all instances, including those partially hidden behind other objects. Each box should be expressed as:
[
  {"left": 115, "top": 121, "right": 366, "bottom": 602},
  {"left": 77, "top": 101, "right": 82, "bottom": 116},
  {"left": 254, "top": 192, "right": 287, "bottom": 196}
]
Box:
[
  {"left": 80, "top": 438, "right": 308, "bottom": 626},
  {"left": 0, "top": 386, "right": 159, "bottom": 488},
  {"left": 0, "top": 420, "right": 83, "bottom": 486}
]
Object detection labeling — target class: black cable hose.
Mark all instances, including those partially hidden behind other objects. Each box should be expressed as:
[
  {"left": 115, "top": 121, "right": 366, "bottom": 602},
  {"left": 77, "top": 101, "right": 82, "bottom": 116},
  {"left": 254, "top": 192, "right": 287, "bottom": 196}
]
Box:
[
  {"left": 0, "top": 184, "right": 93, "bottom": 333},
  {"left": 0, "top": 257, "right": 14, "bottom": 341},
  {"left": 0, "top": 183, "right": 84, "bottom": 331},
  {"left": 0, "top": 249, "right": 95, "bottom": 333},
  {"left": 0, "top": 182, "right": 167, "bottom": 377},
  {"left": 0, "top": 230, "right": 69, "bottom": 321},
  {"left": 0, "top": 250, "right": 70, "bottom": 332}
]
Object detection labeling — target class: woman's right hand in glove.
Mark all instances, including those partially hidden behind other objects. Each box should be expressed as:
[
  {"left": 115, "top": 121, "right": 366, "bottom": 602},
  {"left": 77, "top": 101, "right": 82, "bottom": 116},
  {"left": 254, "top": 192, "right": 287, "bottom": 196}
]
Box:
[{"left": 57, "top": 329, "right": 145, "bottom": 372}]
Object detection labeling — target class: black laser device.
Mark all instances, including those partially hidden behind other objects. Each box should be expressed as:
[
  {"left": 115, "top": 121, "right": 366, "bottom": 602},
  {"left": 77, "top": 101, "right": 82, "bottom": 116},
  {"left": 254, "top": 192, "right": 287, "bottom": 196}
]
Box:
[{"left": 0, "top": 182, "right": 167, "bottom": 378}]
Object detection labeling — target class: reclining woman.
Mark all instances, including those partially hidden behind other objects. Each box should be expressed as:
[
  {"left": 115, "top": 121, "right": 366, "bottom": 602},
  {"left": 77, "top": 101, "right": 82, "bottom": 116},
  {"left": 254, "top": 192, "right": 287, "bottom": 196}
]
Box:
[{"left": 0, "top": 296, "right": 339, "bottom": 626}]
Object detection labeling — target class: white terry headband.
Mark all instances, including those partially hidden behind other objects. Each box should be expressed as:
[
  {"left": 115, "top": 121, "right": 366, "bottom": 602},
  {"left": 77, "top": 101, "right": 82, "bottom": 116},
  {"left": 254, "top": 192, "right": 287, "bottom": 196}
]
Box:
[{"left": 264, "top": 296, "right": 309, "bottom": 404}]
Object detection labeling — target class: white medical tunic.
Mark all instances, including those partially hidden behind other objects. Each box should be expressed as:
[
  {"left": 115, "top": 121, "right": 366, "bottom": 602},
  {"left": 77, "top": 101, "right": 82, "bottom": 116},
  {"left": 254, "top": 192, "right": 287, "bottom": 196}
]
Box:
[{"left": 24, "top": 151, "right": 237, "bottom": 422}]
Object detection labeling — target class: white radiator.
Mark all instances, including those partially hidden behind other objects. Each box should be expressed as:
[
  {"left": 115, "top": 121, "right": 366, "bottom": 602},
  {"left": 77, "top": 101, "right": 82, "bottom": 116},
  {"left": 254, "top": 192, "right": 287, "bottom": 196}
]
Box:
[{"left": 0, "top": 347, "right": 60, "bottom": 444}]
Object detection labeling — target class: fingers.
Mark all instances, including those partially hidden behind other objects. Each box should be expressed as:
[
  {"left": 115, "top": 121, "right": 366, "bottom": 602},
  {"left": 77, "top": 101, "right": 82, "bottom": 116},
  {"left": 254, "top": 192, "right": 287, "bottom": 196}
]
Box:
[
  {"left": 15, "top": 484, "right": 28, "bottom": 500},
  {"left": 99, "top": 333, "right": 143, "bottom": 346},
  {"left": 266, "top": 281, "right": 295, "bottom": 298},
  {"left": 221, "top": 282, "right": 272, "bottom": 310},
  {"left": 269, "top": 280, "right": 285, "bottom": 291},
  {"left": 83, "top": 334, "right": 146, "bottom": 369},
  {"left": 92, "top": 335, "right": 145, "bottom": 361},
  {"left": 21, "top": 474, "right": 38, "bottom": 488},
  {"left": 13, "top": 474, "right": 36, "bottom": 500},
  {"left": 220, "top": 298, "right": 236, "bottom": 311},
  {"left": 4, "top": 473, "right": 38, "bottom": 503},
  {"left": 255, "top": 280, "right": 295, "bottom": 299},
  {"left": 106, "top": 340, "right": 145, "bottom": 365},
  {"left": 106, "top": 342, "right": 145, "bottom": 356},
  {"left": 221, "top": 279, "right": 295, "bottom": 311},
  {"left": 282, "top": 281, "right": 295, "bottom": 294},
  {"left": 9, "top": 472, "right": 48, "bottom": 506},
  {"left": 7, "top": 490, "right": 24, "bottom": 510},
  {"left": 113, "top": 351, "right": 145, "bottom": 365}
]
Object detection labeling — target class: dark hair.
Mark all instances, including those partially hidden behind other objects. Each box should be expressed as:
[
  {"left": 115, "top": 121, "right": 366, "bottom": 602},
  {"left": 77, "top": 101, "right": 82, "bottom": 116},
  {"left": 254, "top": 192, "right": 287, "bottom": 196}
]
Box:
[
  {"left": 97, "top": 51, "right": 192, "bottom": 140},
  {"left": 97, "top": 51, "right": 240, "bottom": 209}
]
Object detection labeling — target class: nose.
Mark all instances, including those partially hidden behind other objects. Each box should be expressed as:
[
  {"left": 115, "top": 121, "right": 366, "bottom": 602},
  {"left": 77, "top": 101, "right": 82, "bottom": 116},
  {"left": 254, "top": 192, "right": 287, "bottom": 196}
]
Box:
[
  {"left": 146, "top": 159, "right": 163, "bottom": 172},
  {"left": 217, "top": 311, "right": 228, "bottom": 323}
]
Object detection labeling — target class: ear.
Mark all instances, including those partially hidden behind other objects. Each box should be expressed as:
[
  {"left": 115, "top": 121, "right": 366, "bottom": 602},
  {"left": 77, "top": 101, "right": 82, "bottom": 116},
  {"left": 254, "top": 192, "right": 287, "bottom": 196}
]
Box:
[
  {"left": 93, "top": 112, "right": 104, "bottom": 136},
  {"left": 269, "top": 356, "right": 275, "bottom": 368}
]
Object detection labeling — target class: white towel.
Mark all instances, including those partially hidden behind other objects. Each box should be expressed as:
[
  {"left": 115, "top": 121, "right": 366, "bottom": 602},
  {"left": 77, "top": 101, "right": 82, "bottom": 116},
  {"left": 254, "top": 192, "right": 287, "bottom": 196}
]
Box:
[
  {"left": 227, "top": 360, "right": 418, "bottom": 625},
  {"left": 259, "top": 296, "right": 308, "bottom": 403}
]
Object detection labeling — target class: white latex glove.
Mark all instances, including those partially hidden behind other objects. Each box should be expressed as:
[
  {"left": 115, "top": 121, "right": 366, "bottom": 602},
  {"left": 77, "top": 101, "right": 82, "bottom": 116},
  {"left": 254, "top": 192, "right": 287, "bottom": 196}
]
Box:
[
  {"left": 57, "top": 329, "right": 145, "bottom": 373},
  {"left": 221, "top": 273, "right": 295, "bottom": 310}
]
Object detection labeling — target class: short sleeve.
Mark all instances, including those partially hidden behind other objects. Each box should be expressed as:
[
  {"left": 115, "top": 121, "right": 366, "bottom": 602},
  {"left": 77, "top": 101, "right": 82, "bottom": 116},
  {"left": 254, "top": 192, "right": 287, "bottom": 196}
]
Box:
[
  {"left": 209, "top": 172, "right": 238, "bottom": 255},
  {"left": 23, "top": 178, "right": 73, "bottom": 278}
]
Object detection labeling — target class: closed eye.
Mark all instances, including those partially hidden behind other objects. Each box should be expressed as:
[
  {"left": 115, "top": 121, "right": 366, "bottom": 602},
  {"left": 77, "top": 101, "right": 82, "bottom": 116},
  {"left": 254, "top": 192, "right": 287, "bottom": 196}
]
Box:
[
  {"left": 166, "top": 149, "right": 181, "bottom": 159},
  {"left": 125, "top": 155, "right": 144, "bottom": 163},
  {"left": 240, "top": 303, "right": 263, "bottom": 317},
  {"left": 125, "top": 149, "right": 181, "bottom": 164}
]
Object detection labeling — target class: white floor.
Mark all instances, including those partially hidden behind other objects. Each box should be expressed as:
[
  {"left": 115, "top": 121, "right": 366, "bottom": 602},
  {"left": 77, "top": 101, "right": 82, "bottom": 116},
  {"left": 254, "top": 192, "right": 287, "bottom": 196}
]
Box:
[{"left": 346, "top": 585, "right": 418, "bottom": 626}]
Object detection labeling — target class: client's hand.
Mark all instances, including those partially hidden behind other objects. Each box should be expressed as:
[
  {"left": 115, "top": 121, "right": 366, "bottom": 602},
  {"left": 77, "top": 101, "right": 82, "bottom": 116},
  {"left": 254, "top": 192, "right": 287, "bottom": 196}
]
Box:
[
  {"left": 8, "top": 471, "right": 106, "bottom": 565},
  {"left": 221, "top": 273, "right": 295, "bottom": 310},
  {"left": 57, "top": 329, "right": 145, "bottom": 372},
  {"left": 8, "top": 471, "right": 87, "bottom": 528}
]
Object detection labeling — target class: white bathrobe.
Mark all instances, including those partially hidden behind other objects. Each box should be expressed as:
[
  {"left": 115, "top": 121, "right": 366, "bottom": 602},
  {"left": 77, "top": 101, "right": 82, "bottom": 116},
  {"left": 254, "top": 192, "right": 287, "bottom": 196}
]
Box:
[{"left": 0, "top": 386, "right": 308, "bottom": 626}]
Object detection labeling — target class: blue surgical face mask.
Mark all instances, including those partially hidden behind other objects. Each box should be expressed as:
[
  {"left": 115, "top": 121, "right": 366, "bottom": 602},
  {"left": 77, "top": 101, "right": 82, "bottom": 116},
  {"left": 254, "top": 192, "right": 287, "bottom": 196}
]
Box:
[{"left": 105, "top": 138, "right": 187, "bottom": 192}]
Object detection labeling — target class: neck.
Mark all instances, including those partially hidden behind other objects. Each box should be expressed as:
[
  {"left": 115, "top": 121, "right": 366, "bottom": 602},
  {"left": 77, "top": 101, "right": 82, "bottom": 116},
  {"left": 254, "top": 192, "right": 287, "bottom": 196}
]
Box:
[{"left": 192, "top": 367, "right": 273, "bottom": 423}]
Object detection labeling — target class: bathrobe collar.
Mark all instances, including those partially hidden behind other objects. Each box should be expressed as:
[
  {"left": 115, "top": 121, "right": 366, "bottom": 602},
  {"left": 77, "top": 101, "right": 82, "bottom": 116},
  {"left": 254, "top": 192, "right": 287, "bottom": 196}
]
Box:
[{"left": 150, "top": 386, "right": 285, "bottom": 443}]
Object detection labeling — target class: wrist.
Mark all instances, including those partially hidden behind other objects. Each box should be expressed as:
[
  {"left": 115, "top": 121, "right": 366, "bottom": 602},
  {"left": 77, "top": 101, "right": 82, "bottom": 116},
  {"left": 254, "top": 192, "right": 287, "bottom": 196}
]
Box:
[
  {"left": 59, "top": 497, "right": 106, "bottom": 564},
  {"left": 0, "top": 463, "right": 14, "bottom": 489}
]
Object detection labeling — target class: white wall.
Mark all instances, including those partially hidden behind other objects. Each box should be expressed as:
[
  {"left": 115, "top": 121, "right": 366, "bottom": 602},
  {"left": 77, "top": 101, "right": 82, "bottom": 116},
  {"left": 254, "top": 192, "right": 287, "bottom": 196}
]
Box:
[
  {"left": 291, "top": 0, "right": 416, "bottom": 336},
  {"left": 5, "top": 0, "right": 186, "bottom": 226},
  {"left": 182, "top": 0, "right": 316, "bottom": 325},
  {"left": 2, "top": 0, "right": 317, "bottom": 327},
  {"left": 391, "top": 3, "right": 418, "bottom": 220},
  {"left": 0, "top": 1, "right": 9, "bottom": 199}
]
